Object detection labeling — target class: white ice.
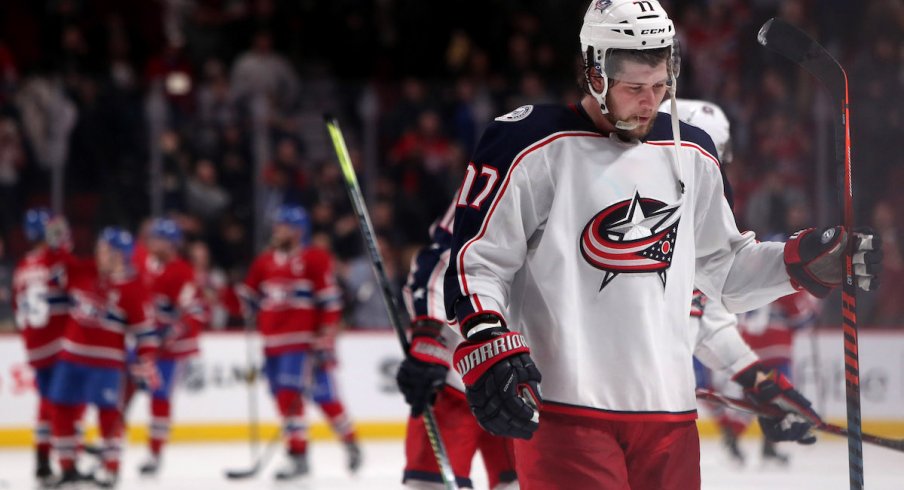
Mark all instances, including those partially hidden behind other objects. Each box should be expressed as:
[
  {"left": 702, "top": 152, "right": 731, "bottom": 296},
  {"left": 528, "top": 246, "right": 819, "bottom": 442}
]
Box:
[{"left": 0, "top": 437, "right": 901, "bottom": 489}]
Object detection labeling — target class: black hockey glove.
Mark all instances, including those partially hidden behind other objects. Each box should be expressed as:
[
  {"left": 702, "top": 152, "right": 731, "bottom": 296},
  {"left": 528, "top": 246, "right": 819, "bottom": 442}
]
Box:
[
  {"left": 734, "top": 363, "right": 818, "bottom": 445},
  {"left": 453, "top": 314, "right": 541, "bottom": 440},
  {"left": 396, "top": 319, "right": 451, "bottom": 418},
  {"left": 784, "top": 226, "right": 882, "bottom": 298}
]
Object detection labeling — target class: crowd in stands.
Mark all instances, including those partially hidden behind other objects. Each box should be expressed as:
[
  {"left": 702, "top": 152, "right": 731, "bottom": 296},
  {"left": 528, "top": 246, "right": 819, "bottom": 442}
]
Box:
[{"left": 0, "top": 0, "right": 901, "bottom": 330}]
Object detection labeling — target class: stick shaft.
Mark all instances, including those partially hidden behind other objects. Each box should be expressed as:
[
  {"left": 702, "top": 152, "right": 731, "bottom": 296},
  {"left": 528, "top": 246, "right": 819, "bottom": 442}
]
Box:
[
  {"left": 325, "top": 116, "right": 458, "bottom": 490},
  {"left": 757, "top": 19, "right": 863, "bottom": 487},
  {"left": 838, "top": 69, "right": 865, "bottom": 490},
  {"left": 695, "top": 389, "right": 903, "bottom": 452}
]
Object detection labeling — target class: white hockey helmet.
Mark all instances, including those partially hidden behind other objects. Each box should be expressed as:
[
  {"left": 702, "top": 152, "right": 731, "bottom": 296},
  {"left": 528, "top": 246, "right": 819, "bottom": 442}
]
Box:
[
  {"left": 658, "top": 99, "right": 732, "bottom": 164},
  {"left": 580, "top": 0, "right": 678, "bottom": 114}
]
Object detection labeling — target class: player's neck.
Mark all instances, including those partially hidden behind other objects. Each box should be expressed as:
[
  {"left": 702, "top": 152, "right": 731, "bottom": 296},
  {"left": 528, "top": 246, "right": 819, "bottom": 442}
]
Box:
[{"left": 581, "top": 95, "right": 617, "bottom": 134}]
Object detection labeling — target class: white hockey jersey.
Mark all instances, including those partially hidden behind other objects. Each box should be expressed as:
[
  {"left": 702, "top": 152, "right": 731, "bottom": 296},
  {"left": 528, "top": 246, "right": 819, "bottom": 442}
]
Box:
[
  {"left": 661, "top": 98, "right": 758, "bottom": 376},
  {"left": 690, "top": 290, "right": 757, "bottom": 375},
  {"left": 444, "top": 103, "right": 795, "bottom": 421}
]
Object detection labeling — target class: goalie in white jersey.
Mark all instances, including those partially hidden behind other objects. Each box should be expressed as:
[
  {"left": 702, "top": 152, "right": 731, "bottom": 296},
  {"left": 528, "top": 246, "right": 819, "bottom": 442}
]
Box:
[{"left": 443, "top": 1, "right": 883, "bottom": 488}]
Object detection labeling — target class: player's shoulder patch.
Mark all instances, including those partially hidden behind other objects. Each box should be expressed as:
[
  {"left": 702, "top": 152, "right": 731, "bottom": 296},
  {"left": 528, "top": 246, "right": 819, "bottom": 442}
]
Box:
[{"left": 494, "top": 105, "right": 534, "bottom": 122}]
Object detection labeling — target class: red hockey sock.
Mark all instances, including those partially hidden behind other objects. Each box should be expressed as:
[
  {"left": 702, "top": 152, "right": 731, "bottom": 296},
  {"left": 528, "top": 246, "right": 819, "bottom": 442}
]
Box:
[
  {"left": 98, "top": 408, "right": 123, "bottom": 472},
  {"left": 36, "top": 397, "right": 53, "bottom": 455},
  {"left": 150, "top": 398, "right": 171, "bottom": 456},
  {"left": 276, "top": 389, "right": 307, "bottom": 454},
  {"left": 51, "top": 404, "right": 81, "bottom": 471},
  {"left": 319, "top": 401, "right": 356, "bottom": 443}
]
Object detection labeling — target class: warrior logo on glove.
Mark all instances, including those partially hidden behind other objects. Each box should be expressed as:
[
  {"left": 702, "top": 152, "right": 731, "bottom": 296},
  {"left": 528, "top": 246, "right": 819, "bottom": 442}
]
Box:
[
  {"left": 580, "top": 190, "right": 681, "bottom": 290},
  {"left": 455, "top": 332, "right": 530, "bottom": 383}
]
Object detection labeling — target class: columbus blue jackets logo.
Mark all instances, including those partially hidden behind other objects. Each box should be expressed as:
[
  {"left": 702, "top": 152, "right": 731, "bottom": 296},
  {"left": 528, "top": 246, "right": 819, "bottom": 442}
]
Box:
[
  {"left": 594, "top": 0, "right": 613, "bottom": 12},
  {"left": 580, "top": 190, "right": 681, "bottom": 291}
]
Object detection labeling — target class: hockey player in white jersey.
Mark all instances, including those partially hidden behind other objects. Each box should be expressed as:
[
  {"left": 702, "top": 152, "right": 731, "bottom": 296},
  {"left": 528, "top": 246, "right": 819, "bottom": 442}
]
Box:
[
  {"left": 397, "top": 202, "right": 518, "bottom": 489},
  {"left": 659, "top": 98, "right": 757, "bottom": 464},
  {"left": 443, "top": 1, "right": 883, "bottom": 488}
]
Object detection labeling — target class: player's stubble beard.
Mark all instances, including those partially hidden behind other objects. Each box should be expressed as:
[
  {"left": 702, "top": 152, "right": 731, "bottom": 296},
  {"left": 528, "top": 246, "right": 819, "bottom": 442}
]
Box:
[{"left": 605, "top": 110, "right": 656, "bottom": 141}]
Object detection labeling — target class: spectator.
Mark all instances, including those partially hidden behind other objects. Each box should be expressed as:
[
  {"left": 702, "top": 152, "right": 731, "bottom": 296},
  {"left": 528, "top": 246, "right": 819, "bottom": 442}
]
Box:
[
  {"left": 229, "top": 30, "right": 299, "bottom": 111},
  {"left": 0, "top": 236, "right": 12, "bottom": 330},
  {"left": 185, "top": 159, "right": 230, "bottom": 227},
  {"left": 0, "top": 118, "right": 24, "bottom": 233},
  {"left": 145, "top": 37, "right": 196, "bottom": 123},
  {"left": 743, "top": 169, "right": 809, "bottom": 238},
  {"left": 868, "top": 201, "right": 904, "bottom": 327},
  {"left": 389, "top": 110, "right": 454, "bottom": 175},
  {"left": 340, "top": 234, "right": 405, "bottom": 329}
]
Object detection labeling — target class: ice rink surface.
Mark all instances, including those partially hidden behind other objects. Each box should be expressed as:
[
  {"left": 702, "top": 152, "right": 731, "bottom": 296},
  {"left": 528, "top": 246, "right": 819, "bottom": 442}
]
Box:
[{"left": 0, "top": 437, "right": 901, "bottom": 489}]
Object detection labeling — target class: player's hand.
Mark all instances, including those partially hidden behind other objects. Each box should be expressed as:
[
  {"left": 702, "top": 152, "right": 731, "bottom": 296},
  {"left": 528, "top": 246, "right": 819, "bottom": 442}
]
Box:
[
  {"left": 735, "top": 363, "right": 818, "bottom": 445},
  {"left": 130, "top": 357, "right": 161, "bottom": 391},
  {"left": 454, "top": 314, "right": 541, "bottom": 440},
  {"left": 396, "top": 319, "right": 451, "bottom": 417},
  {"left": 311, "top": 349, "right": 337, "bottom": 369},
  {"left": 784, "top": 226, "right": 882, "bottom": 298}
]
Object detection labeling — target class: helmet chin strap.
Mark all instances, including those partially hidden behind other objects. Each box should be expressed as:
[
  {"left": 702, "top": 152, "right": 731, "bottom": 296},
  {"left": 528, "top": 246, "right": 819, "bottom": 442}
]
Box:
[{"left": 668, "top": 70, "right": 686, "bottom": 195}]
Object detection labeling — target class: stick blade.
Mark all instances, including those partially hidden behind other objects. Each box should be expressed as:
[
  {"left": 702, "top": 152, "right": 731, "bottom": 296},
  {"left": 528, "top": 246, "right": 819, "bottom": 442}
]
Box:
[
  {"left": 757, "top": 18, "right": 845, "bottom": 100},
  {"left": 224, "top": 466, "right": 259, "bottom": 480}
]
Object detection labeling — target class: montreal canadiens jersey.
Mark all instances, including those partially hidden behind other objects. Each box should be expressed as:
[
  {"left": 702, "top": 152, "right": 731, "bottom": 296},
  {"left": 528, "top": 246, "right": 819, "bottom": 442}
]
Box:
[
  {"left": 444, "top": 103, "right": 795, "bottom": 421},
  {"left": 141, "top": 257, "right": 205, "bottom": 359},
  {"left": 61, "top": 266, "right": 157, "bottom": 368},
  {"left": 13, "top": 248, "right": 75, "bottom": 368},
  {"left": 238, "top": 247, "right": 343, "bottom": 356},
  {"left": 403, "top": 201, "right": 466, "bottom": 392},
  {"left": 738, "top": 291, "right": 819, "bottom": 365}
]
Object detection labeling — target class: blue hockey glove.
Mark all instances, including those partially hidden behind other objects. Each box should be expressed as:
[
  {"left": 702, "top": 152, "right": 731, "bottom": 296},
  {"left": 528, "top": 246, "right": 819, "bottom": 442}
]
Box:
[{"left": 396, "top": 319, "right": 451, "bottom": 417}]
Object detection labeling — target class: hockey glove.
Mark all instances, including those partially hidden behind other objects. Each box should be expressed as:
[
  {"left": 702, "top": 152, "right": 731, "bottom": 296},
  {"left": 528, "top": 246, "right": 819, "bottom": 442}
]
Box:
[
  {"left": 396, "top": 319, "right": 452, "bottom": 418},
  {"left": 735, "top": 363, "right": 818, "bottom": 445},
  {"left": 784, "top": 226, "right": 882, "bottom": 298},
  {"left": 454, "top": 314, "right": 541, "bottom": 440},
  {"left": 130, "top": 357, "right": 161, "bottom": 391}
]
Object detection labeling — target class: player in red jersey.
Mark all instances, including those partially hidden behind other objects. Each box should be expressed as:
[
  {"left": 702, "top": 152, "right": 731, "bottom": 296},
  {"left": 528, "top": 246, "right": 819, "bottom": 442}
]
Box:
[
  {"left": 49, "top": 227, "right": 158, "bottom": 487},
  {"left": 723, "top": 290, "right": 821, "bottom": 465},
  {"left": 238, "top": 204, "right": 360, "bottom": 480},
  {"left": 12, "top": 208, "right": 75, "bottom": 485},
  {"left": 130, "top": 218, "right": 206, "bottom": 476}
]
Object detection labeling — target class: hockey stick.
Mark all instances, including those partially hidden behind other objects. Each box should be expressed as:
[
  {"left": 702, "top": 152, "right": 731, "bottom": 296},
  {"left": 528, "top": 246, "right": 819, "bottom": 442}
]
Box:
[
  {"left": 325, "top": 115, "right": 458, "bottom": 490},
  {"left": 224, "top": 428, "right": 283, "bottom": 479},
  {"left": 223, "top": 323, "right": 277, "bottom": 480},
  {"left": 696, "top": 388, "right": 904, "bottom": 452},
  {"left": 224, "top": 350, "right": 321, "bottom": 479},
  {"left": 757, "top": 18, "right": 864, "bottom": 489}
]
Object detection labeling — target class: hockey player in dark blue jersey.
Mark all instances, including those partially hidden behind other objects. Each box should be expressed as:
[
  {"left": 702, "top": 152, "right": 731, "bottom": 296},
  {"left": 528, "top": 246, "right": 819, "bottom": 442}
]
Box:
[{"left": 396, "top": 203, "right": 518, "bottom": 489}]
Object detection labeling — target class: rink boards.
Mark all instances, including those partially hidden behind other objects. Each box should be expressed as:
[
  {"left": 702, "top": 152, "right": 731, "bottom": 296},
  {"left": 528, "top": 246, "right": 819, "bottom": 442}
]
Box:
[{"left": 1, "top": 330, "right": 903, "bottom": 446}]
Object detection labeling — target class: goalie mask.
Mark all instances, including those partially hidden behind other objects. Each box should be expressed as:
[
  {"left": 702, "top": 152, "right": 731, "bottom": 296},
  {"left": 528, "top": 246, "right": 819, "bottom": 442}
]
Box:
[{"left": 580, "top": 0, "right": 679, "bottom": 117}]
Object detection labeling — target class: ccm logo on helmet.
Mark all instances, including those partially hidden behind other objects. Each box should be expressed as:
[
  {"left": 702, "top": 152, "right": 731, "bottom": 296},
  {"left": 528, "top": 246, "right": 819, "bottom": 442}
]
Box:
[{"left": 641, "top": 28, "right": 667, "bottom": 34}]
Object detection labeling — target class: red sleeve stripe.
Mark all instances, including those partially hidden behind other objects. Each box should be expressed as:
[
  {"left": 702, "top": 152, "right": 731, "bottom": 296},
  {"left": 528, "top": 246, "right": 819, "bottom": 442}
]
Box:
[
  {"left": 644, "top": 140, "right": 720, "bottom": 168},
  {"left": 456, "top": 131, "right": 603, "bottom": 310}
]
